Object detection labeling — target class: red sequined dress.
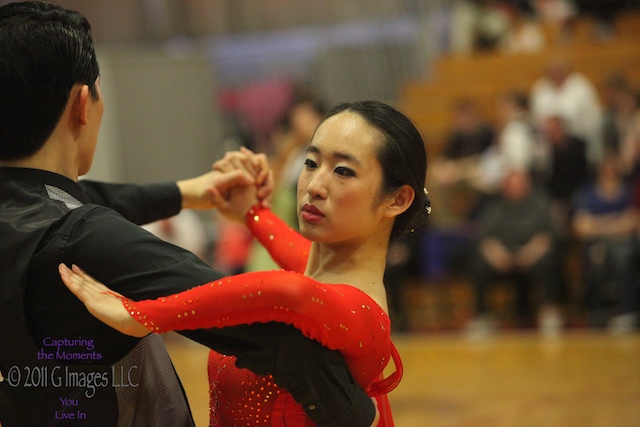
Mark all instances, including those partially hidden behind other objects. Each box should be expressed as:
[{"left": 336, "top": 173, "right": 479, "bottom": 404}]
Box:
[{"left": 123, "top": 206, "right": 402, "bottom": 426}]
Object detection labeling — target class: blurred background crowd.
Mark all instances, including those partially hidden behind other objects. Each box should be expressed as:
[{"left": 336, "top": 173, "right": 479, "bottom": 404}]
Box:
[{"left": 33, "top": 0, "right": 640, "bottom": 338}]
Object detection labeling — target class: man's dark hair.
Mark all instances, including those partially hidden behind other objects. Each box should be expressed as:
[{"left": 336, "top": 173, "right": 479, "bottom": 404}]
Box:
[{"left": 0, "top": 1, "right": 100, "bottom": 161}]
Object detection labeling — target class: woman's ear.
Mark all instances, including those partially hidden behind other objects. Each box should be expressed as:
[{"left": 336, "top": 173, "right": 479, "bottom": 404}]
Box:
[{"left": 384, "top": 184, "right": 415, "bottom": 218}]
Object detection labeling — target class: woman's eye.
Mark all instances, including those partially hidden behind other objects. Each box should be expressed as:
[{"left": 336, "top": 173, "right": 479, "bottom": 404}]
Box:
[
  {"left": 304, "top": 159, "right": 317, "bottom": 169},
  {"left": 335, "top": 167, "right": 355, "bottom": 177}
]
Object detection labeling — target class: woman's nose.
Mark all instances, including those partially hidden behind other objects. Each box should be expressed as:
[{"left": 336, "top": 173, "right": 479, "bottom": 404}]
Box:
[{"left": 305, "top": 169, "right": 328, "bottom": 198}]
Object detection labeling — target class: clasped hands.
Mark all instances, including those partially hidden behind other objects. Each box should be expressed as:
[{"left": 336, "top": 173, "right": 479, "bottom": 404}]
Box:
[{"left": 177, "top": 147, "right": 273, "bottom": 218}]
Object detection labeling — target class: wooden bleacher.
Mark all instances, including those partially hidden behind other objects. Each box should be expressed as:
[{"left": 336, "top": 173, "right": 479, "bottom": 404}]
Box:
[{"left": 399, "top": 12, "right": 640, "bottom": 156}]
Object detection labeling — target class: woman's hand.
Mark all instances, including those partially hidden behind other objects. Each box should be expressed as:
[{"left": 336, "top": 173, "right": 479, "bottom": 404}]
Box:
[
  {"left": 58, "top": 264, "right": 150, "bottom": 338},
  {"left": 213, "top": 147, "right": 274, "bottom": 222},
  {"left": 213, "top": 147, "right": 274, "bottom": 206}
]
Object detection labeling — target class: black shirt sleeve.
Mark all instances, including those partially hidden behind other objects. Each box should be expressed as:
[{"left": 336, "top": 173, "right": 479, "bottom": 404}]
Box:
[{"left": 78, "top": 180, "right": 181, "bottom": 225}]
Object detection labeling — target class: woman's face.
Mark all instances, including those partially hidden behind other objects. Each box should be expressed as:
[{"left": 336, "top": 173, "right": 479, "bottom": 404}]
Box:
[{"left": 297, "top": 110, "right": 389, "bottom": 244}]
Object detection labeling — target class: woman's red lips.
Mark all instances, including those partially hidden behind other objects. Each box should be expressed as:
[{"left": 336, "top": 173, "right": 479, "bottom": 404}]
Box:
[{"left": 301, "top": 204, "right": 324, "bottom": 222}]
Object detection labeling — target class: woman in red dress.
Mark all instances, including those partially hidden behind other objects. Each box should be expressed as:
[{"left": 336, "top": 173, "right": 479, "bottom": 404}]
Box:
[{"left": 59, "top": 100, "right": 431, "bottom": 426}]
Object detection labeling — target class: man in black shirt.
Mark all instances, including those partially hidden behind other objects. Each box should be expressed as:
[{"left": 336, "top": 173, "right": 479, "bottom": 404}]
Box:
[{"left": 0, "top": 2, "right": 376, "bottom": 426}]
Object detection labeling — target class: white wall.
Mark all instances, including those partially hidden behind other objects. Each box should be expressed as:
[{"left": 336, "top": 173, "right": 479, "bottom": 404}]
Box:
[{"left": 86, "top": 46, "right": 225, "bottom": 183}]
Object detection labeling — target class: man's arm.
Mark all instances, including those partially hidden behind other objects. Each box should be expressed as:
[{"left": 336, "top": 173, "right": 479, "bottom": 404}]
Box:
[
  {"left": 79, "top": 180, "right": 182, "bottom": 225},
  {"left": 79, "top": 167, "right": 259, "bottom": 225}
]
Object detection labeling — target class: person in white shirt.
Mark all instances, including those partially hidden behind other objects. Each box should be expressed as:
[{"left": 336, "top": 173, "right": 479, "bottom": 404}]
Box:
[{"left": 530, "top": 58, "right": 603, "bottom": 168}]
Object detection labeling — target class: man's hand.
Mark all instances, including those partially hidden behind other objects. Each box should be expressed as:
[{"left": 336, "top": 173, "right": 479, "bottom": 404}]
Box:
[
  {"left": 177, "top": 169, "right": 255, "bottom": 210},
  {"left": 176, "top": 147, "right": 273, "bottom": 211}
]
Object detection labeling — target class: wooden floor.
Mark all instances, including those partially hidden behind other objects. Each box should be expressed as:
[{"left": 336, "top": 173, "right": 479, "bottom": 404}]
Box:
[{"left": 165, "top": 330, "right": 640, "bottom": 427}]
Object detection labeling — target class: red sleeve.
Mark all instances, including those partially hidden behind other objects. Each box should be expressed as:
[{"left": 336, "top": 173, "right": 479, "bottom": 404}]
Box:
[
  {"left": 123, "top": 270, "right": 396, "bottom": 392},
  {"left": 244, "top": 205, "right": 310, "bottom": 274}
]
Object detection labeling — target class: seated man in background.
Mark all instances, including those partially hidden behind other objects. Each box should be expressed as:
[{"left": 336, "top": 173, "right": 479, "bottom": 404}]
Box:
[{"left": 467, "top": 168, "right": 560, "bottom": 338}]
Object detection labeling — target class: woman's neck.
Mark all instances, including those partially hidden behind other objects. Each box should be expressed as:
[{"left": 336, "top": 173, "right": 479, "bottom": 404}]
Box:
[{"left": 304, "top": 235, "right": 390, "bottom": 312}]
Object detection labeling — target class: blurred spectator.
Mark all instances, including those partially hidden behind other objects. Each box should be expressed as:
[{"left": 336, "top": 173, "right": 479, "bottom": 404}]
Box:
[
  {"left": 466, "top": 169, "right": 561, "bottom": 337},
  {"left": 608, "top": 174, "right": 640, "bottom": 334},
  {"left": 270, "top": 88, "right": 327, "bottom": 198},
  {"left": 444, "top": 98, "right": 497, "bottom": 160},
  {"left": 601, "top": 74, "right": 637, "bottom": 154},
  {"left": 617, "top": 86, "right": 640, "bottom": 179},
  {"left": 572, "top": 151, "right": 637, "bottom": 328},
  {"left": 530, "top": 58, "right": 604, "bottom": 169},
  {"left": 531, "top": 0, "right": 578, "bottom": 42},
  {"left": 432, "top": 98, "right": 496, "bottom": 189},
  {"left": 574, "top": 0, "right": 634, "bottom": 41},
  {"left": 450, "top": 0, "right": 513, "bottom": 53},
  {"left": 536, "top": 115, "right": 590, "bottom": 229},
  {"left": 426, "top": 99, "right": 496, "bottom": 279},
  {"left": 500, "top": 6, "right": 546, "bottom": 53},
  {"left": 507, "top": 0, "right": 538, "bottom": 15},
  {"left": 475, "top": 90, "right": 538, "bottom": 195},
  {"left": 535, "top": 115, "right": 590, "bottom": 318},
  {"left": 218, "top": 78, "right": 296, "bottom": 155},
  {"left": 245, "top": 87, "right": 327, "bottom": 272}
]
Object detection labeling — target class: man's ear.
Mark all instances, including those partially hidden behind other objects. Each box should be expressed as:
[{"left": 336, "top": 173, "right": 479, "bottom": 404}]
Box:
[
  {"left": 72, "top": 85, "right": 90, "bottom": 125},
  {"left": 384, "top": 184, "right": 415, "bottom": 218}
]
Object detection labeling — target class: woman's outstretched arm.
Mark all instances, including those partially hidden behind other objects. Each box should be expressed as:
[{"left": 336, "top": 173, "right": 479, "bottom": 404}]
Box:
[
  {"left": 59, "top": 263, "right": 386, "bottom": 352},
  {"left": 58, "top": 262, "right": 390, "bottom": 364}
]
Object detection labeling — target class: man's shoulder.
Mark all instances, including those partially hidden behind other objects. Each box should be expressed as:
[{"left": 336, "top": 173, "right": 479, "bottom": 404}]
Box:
[{"left": 60, "top": 203, "right": 152, "bottom": 243}]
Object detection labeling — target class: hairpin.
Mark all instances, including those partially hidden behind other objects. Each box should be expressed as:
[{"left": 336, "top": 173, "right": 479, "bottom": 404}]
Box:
[{"left": 424, "top": 188, "right": 431, "bottom": 215}]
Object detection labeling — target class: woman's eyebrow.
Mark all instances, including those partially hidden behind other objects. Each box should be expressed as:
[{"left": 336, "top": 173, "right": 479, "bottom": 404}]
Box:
[{"left": 306, "top": 145, "right": 361, "bottom": 165}]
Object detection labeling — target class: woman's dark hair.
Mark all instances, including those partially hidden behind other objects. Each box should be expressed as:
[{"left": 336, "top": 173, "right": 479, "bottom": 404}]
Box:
[
  {"left": 0, "top": 1, "right": 100, "bottom": 161},
  {"left": 323, "top": 100, "right": 430, "bottom": 239}
]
